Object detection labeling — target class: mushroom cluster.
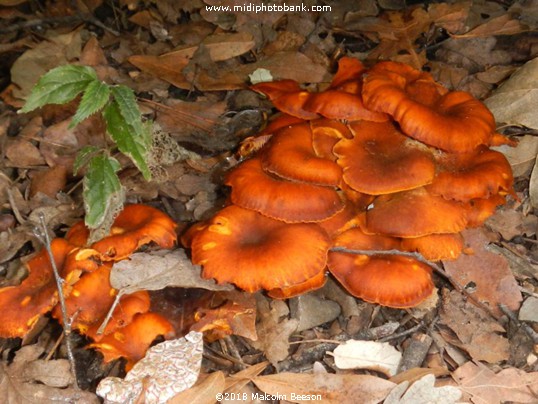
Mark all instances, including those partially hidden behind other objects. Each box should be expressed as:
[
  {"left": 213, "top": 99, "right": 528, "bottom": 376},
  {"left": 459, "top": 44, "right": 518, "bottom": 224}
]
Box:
[
  {"left": 184, "top": 58, "right": 515, "bottom": 308},
  {"left": 0, "top": 204, "right": 177, "bottom": 368}
]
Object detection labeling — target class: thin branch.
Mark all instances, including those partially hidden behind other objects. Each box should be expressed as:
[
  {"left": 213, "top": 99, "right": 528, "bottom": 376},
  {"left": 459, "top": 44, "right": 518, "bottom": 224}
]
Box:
[{"left": 33, "top": 213, "right": 79, "bottom": 389}]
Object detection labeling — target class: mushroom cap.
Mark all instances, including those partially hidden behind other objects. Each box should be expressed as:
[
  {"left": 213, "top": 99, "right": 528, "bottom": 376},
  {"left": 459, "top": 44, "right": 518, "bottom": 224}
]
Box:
[
  {"left": 91, "top": 204, "right": 177, "bottom": 261},
  {"left": 268, "top": 270, "right": 327, "bottom": 299},
  {"left": 332, "top": 226, "right": 401, "bottom": 251},
  {"left": 191, "top": 205, "right": 331, "bottom": 292},
  {"left": 0, "top": 238, "right": 75, "bottom": 338},
  {"left": 329, "top": 57, "right": 366, "bottom": 91},
  {"left": 427, "top": 147, "right": 514, "bottom": 202},
  {"left": 362, "top": 61, "right": 495, "bottom": 152},
  {"left": 260, "top": 122, "right": 343, "bottom": 186},
  {"left": 327, "top": 252, "right": 434, "bottom": 308},
  {"left": 334, "top": 121, "right": 436, "bottom": 195},
  {"left": 226, "top": 158, "right": 344, "bottom": 223},
  {"left": 304, "top": 90, "right": 388, "bottom": 122},
  {"left": 400, "top": 233, "right": 464, "bottom": 261},
  {"left": 365, "top": 188, "right": 468, "bottom": 237},
  {"left": 465, "top": 194, "right": 507, "bottom": 228},
  {"left": 251, "top": 80, "right": 319, "bottom": 119}
]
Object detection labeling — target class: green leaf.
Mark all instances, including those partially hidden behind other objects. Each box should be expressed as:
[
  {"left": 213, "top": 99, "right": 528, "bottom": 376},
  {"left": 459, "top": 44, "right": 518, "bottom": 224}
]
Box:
[
  {"left": 110, "top": 85, "right": 146, "bottom": 139},
  {"left": 73, "top": 145, "right": 100, "bottom": 175},
  {"left": 103, "top": 101, "right": 151, "bottom": 180},
  {"left": 83, "top": 154, "right": 124, "bottom": 229},
  {"left": 20, "top": 65, "right": 98, "bottom": 113},
  {"left": 69, "top": 80, "right": 110, "bottom": 128}
]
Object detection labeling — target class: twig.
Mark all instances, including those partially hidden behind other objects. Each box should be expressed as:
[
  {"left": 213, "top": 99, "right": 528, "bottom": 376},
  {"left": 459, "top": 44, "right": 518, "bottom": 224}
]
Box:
[
  {"left": 33, "top": 213, "right": 79, "bottom": 389},
  {"left": 499, "top": 303, "right": 538, "bottom": 344},
  {"left": 329, "top": 247, "right": 446, "bottom": 277}
]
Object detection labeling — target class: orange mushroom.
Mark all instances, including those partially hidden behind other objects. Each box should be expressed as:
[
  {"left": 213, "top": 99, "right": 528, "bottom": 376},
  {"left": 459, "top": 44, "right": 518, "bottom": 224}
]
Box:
[
  {"left": 327, "top": 252, "right": 434, "bottom": 308},
  {"left": 88, "top": 312, "right": 175, "bottom": 370},
  {"left": 328, "top": 57, "right": 366, "bottom": 93},
  {"left": 0, "top": 239, "right": 75, "bottom": 338},
  {"left": 91, "top": 204, "right": 177, "bottom": 261},
  {"left": 365, "top": 188, "right": 468, "bottom": 237},
  {"left": 362, "top": 61, "right": 496, "bottom": 152},
  {"left": 268, "top": 270, "right": 327, "bottom": 299},
  {"left": 465, "top": 194, "right": 507, "bottom": 228},
  {"left": 400, "top": 233, "right": 464, "bottom": 261},
  {"left": 190, "top": 205, "right": 331, "bottom": 292},
  {"left": 334, "top": 121, "right": 436, "bottom": 195},
  {"left": 260, "top": 122, "right": 343, "bottom": 186},
  {"left": 426, "top": 147, "right": 514, "bottom": 202},
  {"left": 225, "top": 158, "right": 344, "bottom": 223}
]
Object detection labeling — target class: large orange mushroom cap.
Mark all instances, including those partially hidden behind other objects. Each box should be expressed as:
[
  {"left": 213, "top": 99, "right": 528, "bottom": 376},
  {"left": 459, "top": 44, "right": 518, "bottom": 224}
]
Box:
[
  {"left": 365, "top": 188, "right": 468, "bottom": 237},
  {"left": 260, "top": 122, "right": 342, "bottom": 186},
  {"left": 91, "top": 204, "right": 177, "bottom": 261},
  {"left": 0, "top": 239, "right": 75, "bottom": 338},
  {"left": 334, "top": 121, "right": 436, "bottom": 195},
  {"left": 426, "top": 147, "right": 514, "bottom": 202},
  {"left": 329, "top": 57, "right": 366, "bottom": 92},
  {"left": 327, "top": 252, "right": 434, "bottom": 308},
  {"left": 332, "top": 226, "right": 401, "bottom": 251},
  {"left": 362, "top": 61, "right": 495, "bottom": 152},
  {"left": 191, "top": 205, "right": 331, "bottom": 292},
  {"left": 226, "top": 158, "right": 344, "bottom": 223}
]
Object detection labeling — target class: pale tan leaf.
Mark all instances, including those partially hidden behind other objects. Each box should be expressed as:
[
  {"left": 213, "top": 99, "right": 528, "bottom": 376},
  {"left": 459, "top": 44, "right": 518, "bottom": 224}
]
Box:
[
  {"left": 252, "top": 373, "right": 395, "bottom": 404},
  {"left": 452, "top": 361, "right": 538, "bottom": 403},
  {"left": 493, "top": 136, "right": 538, "bottom": 177},
  {"left": 485, "top": 57, "right": 538, "bottom": 129},
  {"left": 330, "top": 340, "right": 402, "bottom": 377},
  {"left": 454, "top": 14, "right": 528, "bottom": 38},
  {"left": 202, "top": 32, "right": 255, "bottom": 61},
  {"left": 169, "top": 371, "right": 225, "bottom": 404},
  {"left": 384, "top": 374, "right": 462, "bottom": 404}
]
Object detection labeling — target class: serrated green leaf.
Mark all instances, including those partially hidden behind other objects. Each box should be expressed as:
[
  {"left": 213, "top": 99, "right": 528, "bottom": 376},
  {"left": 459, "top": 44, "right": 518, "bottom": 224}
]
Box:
[
  {"left": 110, "top": 85, "right": 146, "bottom": 139},
  {"left": 73, "top": 145, "right": 100, "bottom": 175},
  {"left": 103, "top": 101, "right": 151, "bottom": 180},
  {"left": 83, "top": 154, "right": 124, "bottom": 229},
  {"left": 69, "top": 80, "right": 110, "bottom": 128},
  {"left": 20, "top": 65, "right": 98, "bottom": 113}
]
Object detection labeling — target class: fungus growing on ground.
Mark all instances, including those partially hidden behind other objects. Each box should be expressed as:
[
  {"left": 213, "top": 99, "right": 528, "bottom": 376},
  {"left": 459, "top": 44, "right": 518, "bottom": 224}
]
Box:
[
  {"left": 186, "top": 58, "right": 515, "bottom": 309},
  {"left": 190, "top": 205, "right": 331, "bottom": 294}
]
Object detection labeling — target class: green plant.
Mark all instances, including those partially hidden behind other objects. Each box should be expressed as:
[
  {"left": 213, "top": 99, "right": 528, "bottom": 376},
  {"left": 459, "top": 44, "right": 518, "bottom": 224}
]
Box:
[{"left": 20, "top": 65, "right": 152, "bottom": 240}]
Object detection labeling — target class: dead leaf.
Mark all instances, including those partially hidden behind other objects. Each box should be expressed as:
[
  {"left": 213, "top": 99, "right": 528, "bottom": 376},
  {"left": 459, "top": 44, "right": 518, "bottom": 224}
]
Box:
[
  {"left": 0, "top": 345, "right": 98, "bottom": 403},
  {"left": 443, "top": 228, "right": 522, "bottom": 318},
  {"left": 493, "top": 135, "right": 538, "bottom": 177},
  {"left": 252, "top": 373, "right": 395, "bottom": 404},
  {"left": 485, "top": 57, "right": 538, "bottom": 129},
  {"left": 97, "top": 331, "right": 203, "bottom": 404},
  {"left": 384, "top": 374, "right": 461, "bottom": 404},
  {"left": 169, "top": 371, "right": 225, "bottom": 404},
  {"left": 452, "top": 361, "right": 538, "bottom": 403},
  {"left": 428, "top": 2, "right": 470, "bottom": 34},
  {"left": 110, "top": 249, "right": 233, "bottom": 294},
  {"left": 439, "top": 289, "right": 510, "bottom": 363},
  {"left": 454, "top": 13, "right": 528, "bottom": 38},
  {"left": 330, "top": 340, "right": 402, "bottom": 377},
  {"left": 248, "top": 294, "right": 298, "bottom": 365}
]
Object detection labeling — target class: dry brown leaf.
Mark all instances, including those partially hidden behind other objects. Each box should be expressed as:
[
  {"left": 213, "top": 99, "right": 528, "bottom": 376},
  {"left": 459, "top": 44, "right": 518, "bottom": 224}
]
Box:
[
  {"left": 0, "top": 345, "right": 98, "bottom": 403},
  {"left": 110, "top": 249, "right": 233, "bottom": 294},
  {"left": 439, "top": 289, "right": 510, "bottom": 363},
  {"left": 443, "top": 228, "right": 522, "bottom": 318},
  {"left": 428, "top": 2, "right": 470, "bottom": 34},
  {"left": 384, "top": 374, "right": 461, "bottom": 404},
  {"left": 493, "top": 135, "right": 538, "bottom": 177},
  {"left": 485, "top": 57, "right": 538, "bottom": 129},
  {"left": 202, "top": 32, "right": 255, "bottom": 61},
  {"left": 252, "top": 373, "right": 395, "bottom": 404},
  {"left": 169, "top": 371, "right": 225, "bottom": 404},
  {"left": 452, "top": 361, "right": 538, "bottom": 403},
  {"left": 454, "top": 13, "right": 528, "bottom": 38},
  {"left": 224, "top": 361, "right": 269, "bottom": 393},
  {"left": 485, "top": 207, "right": 530, "bottom": 240},
  {"left": 248, "top": 294, "right": 298, "bottom": 365}
]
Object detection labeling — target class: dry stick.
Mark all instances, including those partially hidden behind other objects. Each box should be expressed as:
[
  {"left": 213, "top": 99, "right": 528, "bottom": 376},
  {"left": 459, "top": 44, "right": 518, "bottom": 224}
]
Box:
[{"left": 33, "top": 213, "right": 79, "bottom": 389}]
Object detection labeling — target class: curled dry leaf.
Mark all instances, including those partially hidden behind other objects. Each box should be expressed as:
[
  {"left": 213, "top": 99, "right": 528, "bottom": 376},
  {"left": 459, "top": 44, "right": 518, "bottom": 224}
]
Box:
[
  {"left": 330, "top": 340, "right": 402, "bottom": 377},
  {"left": 110, "top": 249, "right": 233, "bottom": 294},
  {"left": 97, "top": 331, "right": 203, "bottom": 404},
  {"left": 384, "top": 374, "right": 462, "bottom": 404}
]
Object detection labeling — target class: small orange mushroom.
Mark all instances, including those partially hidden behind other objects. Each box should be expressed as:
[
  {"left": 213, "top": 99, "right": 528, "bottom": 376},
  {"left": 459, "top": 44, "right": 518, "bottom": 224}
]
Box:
[
  {"left": 426, "top": 147, "right": 514, "bottom": 202},
  {"left": 226, "top": 158, "right": 344, "bottom": 223},
  {"left": 191, "top": 205, "right": 331, "bottom": 292},
  {"left": 0, "top": 239, "right": 75, "bottom": 338},
  {"left": 400, "top": 233, "right": 464, "bottom": 261},
  {"left": 365, "top": 188, "right": 468, "bottom": 237},
  {"left": 91, "top": 204, "right": 177, "bottom": 261},
  {"left": 260, "top": 122, "right": 342, "bottom": 186},
  {"left": 334, "top": 121, "right": 436, "bottom": 195},
  {"left": 327, "top": 252, "right": 434, "bottom": 308},
  {"left": 268, "top": 270, "right": 327, "bottom": 299}
]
